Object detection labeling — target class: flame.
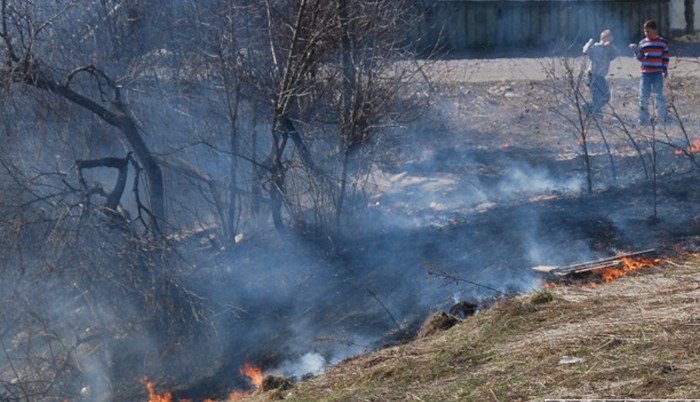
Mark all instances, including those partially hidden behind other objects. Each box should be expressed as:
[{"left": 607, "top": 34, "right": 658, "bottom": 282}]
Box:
[
  {"left": 675, "top": 139, "right": 700, "bottom": 156},
  {"left": 540, "top": 256, "right": 661, "bottom": 288},
  {"left": 228, "top": 362, "right": 264, "bottom": 401},
  {"left": 593, "top": 257, "right": 660, "bottom": 282},
  {"left": 143, "top": 377, "right": 173, "bottom": 402},
  {"left": 228, "top": 391, "right": 251, "bottom": 401},
  {"left": 241, "top": 362, "right": 264, "bottom": 389},
  {"left": 143, "top": 367, "right": 264, "bottom": 402}
]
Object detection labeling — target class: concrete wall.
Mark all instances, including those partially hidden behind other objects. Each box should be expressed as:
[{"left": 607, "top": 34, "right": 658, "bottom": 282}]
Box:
[
  {"left": 423, "top": 0, "right": 671, "bottom": 52},
  {"left": 669, "top": 0, "right": 699, "bottom": 33}
]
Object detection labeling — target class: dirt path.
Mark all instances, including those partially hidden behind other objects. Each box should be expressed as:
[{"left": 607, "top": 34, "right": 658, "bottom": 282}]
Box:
[{"left": 427, "top": 55, "right": 700, "bottom": 83}]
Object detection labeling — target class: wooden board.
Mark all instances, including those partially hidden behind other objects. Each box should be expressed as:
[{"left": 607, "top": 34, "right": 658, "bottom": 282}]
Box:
[{"left": 531, "top": 248, "right": 657, "bottom": 276}]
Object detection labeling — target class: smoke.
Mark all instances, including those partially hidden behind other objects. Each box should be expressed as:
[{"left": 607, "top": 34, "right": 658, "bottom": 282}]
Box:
[
  {"left": 274, "top": 352, "right": 326, "bottom": 379},
  {"left": 497, "top": 162, "right": 583, "bottom": 198},
  {"left": 2, "top": 2, "right": 698, "bottom": 401}
]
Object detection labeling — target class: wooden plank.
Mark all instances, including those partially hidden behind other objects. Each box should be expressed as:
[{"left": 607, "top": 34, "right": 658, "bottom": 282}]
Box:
[
  {"left": 630, "top": 2, "right": 641, "bottom": 43},
  {"left": 465, "top": 3, "right": 476, "bottom": 48},
  {"left": 504, "top": 2, "right": 515, "bottom": 46},
  {"left": 541, "top": 3, "right": 553, "bottom": 45},
  {"left": 485, "top": 5, "right": 497, "bottom": 48},
  {"left": 476, "top": 3, "right": 485, "bottom": 48},
  {"left": 555, "top": 1, "right": 565, "bottom": 48},
  {"left": 660, "top": 1, "right": 671, "bottom": 37},
  {"left": 475, "top": 3, "right": 486, "bottom": 47},
  {"left": 521, "top": 2, "right": 530, "bottom": 46},
  {"left": 525, "top": 2, "right": 533, "bottom": 46},
  {"left": 567, "top": 3, "right": 579, "bottom": 48},
  {"left": 531, "top": 249, "right": 657, "bottom": 276},
  {"left": 494, "top": 1, "right": 508, "bottom": 45},
  {"left": 531, "top": 2, "right": 540, "bottom": 46}
]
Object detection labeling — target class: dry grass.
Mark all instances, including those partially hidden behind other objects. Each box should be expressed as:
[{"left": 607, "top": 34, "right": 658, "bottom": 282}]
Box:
[{"left": 247, "top": 252, "right": 700, "bottom": 401}]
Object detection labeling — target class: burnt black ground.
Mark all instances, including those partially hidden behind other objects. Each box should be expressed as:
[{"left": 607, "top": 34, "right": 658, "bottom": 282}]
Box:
[{"left": 162, "top": 154, "right": 699, "bottom": 400}]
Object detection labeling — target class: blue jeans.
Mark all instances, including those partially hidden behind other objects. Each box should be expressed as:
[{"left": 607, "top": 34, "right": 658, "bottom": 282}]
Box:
[
  {"left": 638, "top": 72, "right": 666, "bottom": 124},
  {"left": 587, "top": 74, "right": 610, "bottom": 116}
]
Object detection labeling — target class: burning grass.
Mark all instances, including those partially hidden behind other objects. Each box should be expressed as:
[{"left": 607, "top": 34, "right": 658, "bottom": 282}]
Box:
[
  {"left": 592, "top": 256, "right": 661, "bottom": 283},
  {"left": 143, "top": 362, "right": 264, "bottom": 402},
  {"left": 255, "top": 253, "right": 700, "bottom": 401},
  {"left": 675, "top": 138, "right": 700, "bottom": 156},
  {"left": 540, "top": 255, "right": 662, "bottom": 289}
]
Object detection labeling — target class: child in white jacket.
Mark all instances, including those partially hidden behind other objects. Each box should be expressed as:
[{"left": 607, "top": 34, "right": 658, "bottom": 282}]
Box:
[{"left": 583, "top": 29, "right": 618, "bottom": 118}]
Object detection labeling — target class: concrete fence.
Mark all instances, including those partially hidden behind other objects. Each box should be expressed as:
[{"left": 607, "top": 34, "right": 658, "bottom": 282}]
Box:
[{"left": 423, "top": 0, "right": 671, "bottom": 52}]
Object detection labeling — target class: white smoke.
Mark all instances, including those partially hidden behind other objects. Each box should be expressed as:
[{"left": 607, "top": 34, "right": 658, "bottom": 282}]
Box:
[
  {"left": 497, "top": 162, "right": 583, "bottom": 198},
  {"left": 274, "top": 352, "right": 326, "bottom": 379}
]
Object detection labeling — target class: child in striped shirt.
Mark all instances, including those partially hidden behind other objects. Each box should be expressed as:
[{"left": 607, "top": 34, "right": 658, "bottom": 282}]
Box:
[{"left": 629, "top": 19, "right": 671, "bottom": 125}]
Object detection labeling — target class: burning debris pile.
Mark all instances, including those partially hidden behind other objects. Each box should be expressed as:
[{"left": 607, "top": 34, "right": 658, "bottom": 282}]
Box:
[{"left": 533, "top": 249, "right": 662, "bottom": 287}]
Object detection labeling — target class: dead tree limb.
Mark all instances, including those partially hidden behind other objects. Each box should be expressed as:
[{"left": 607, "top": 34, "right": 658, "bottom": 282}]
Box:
[
  {"left": 76, "top": 154, "right": 131, "bottom": 211},
  {"left": 365, "top": 287, "right": 407, "bottom": 338},
  {"left": 422, "top": 262, "right": 507, "bottom": 296}
]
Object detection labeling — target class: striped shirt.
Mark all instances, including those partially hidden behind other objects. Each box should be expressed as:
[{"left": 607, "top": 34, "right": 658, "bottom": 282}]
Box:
[{"left": 635, "top": 36, "right": 670, "bottom": 74}]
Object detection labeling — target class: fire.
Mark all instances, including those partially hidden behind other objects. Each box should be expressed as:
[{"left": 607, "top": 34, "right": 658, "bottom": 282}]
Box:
[
  {"left": 592, "top": 256, "right": 660, "bottom": 282},
  {"left": 540, "top": 256, "right": 661, "bottom": 288},
  {"left": 143, "top": 377, "right": 173, "bottom": 402},
  {"left": 675, "top": 139, "right": 700, "bottom": 156},
  {"left": 240, "top": 362, "right": 264, "bottom": 389},
  {"left": 229, "top": 362, "right": 264, "bottom": 400},
  {"left": 143, "top": 362, "right": 263, "bottom": 402}
]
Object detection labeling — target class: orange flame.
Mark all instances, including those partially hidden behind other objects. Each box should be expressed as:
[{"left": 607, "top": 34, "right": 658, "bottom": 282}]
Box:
[
  {"left": 142, "top": 363, "right": 264, "bottom": 402},
  {"left": 241, "top": 363, "right": 264, "bottom": 390},
  {"left": 593, "top": 257, "right": 660, "bottom": 282},
  {"left": 540, "top": 256, "right": 661, "bottom": 288},
  {"left": 675, "top": 139, "right": 700, "bottom": 156},
  {"left": 228, "top": 391, "right": 251, "bottom": 401},
  {"left": 143, "top": 377, "right": 173, "bottom": 402},
  {"left": 229, "top": 363, "right": 264, "bottom": 400}
]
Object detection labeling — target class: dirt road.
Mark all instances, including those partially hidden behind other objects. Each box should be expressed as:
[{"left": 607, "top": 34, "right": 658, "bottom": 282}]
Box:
[{"left": 427, "top": 55, "right": 700, "bottom": 83}]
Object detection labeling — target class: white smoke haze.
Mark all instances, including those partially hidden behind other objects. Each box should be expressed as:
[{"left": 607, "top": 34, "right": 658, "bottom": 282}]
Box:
[
  {"left": 274, "top": 352, "right": 326, "bottom": 379},
  {"left": 273, "top": 336, "right": 372, "bottom": 381},
  {"left": 497, "top": 162, "right": 584, "bottom": 198},
  {"left": 1, "top": 2, "right": 699, "bottom": 401}
]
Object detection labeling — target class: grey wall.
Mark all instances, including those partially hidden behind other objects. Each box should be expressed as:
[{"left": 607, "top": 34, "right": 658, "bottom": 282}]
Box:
[{"left": 423, "top": 0, "right": 670, "bottom": 52}]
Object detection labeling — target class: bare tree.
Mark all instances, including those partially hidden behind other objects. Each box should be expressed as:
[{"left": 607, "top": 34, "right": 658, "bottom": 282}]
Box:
[
  {"left": 543, "top": 58, "right": 595, "bottom": 193},
  {"left": 179, "top": 0, "right": 429, "bottom": 239},
  {"left": 0, "top": 1, "right": 165, "bottom": 233},
  {"left": 257, "top": 0, "right": 428, "bottom": 236}
]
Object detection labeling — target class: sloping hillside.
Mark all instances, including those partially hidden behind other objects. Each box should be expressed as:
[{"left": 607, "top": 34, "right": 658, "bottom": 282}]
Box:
[{"left": 256, "top": 249, "right": 700, "bottom": 401}]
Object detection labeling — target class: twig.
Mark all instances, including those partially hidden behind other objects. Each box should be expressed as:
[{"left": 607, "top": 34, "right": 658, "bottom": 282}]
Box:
[
  {"left": 365, "top": 287, "right": 406, "bottom": 337},
  {"left": 422, "top": 262, "right": 507, "bottom": 296},
  {"left": 591, "top": 117, "right": 617, "bottom": 183},
  {"left": 489, "top": 387, "right": 500, "bottom": 402}
]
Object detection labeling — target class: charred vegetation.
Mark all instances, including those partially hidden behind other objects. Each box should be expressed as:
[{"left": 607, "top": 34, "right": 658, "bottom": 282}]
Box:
[{"left": 0, "top": 1, "right": 698, "bottom": 401}]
